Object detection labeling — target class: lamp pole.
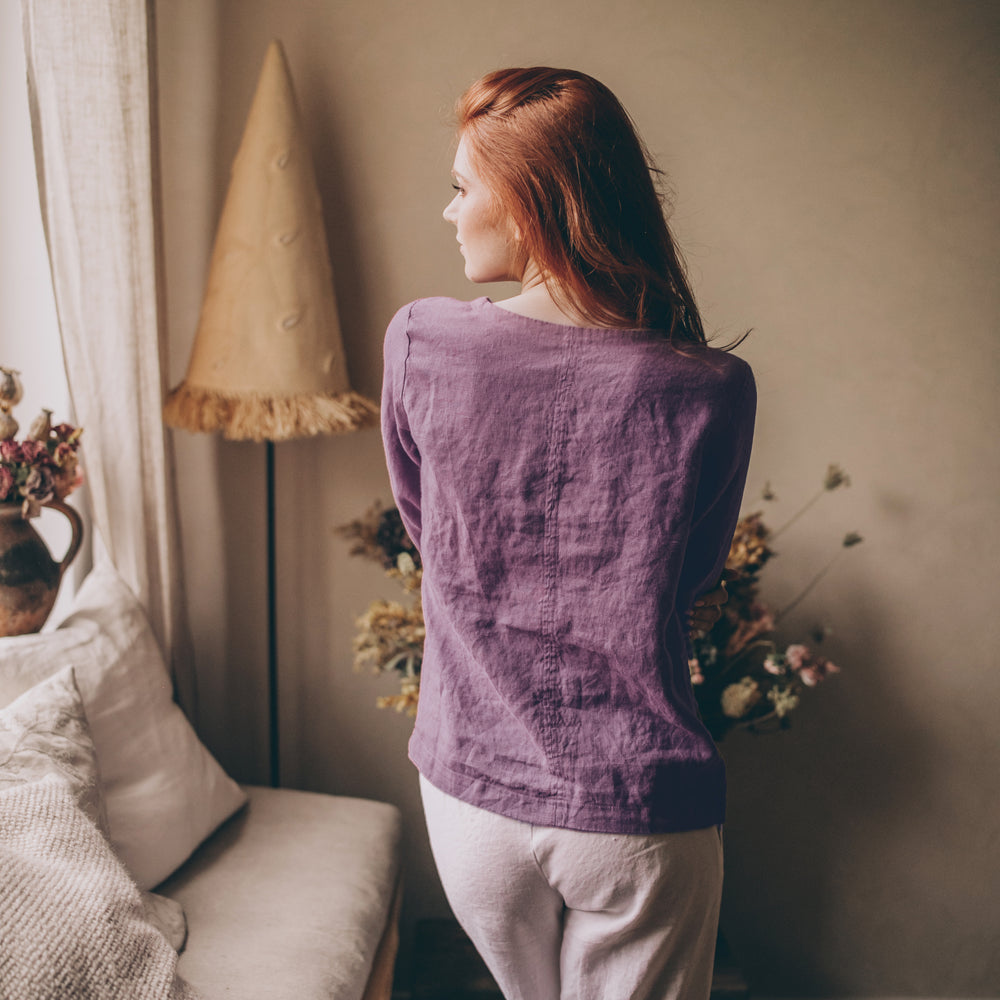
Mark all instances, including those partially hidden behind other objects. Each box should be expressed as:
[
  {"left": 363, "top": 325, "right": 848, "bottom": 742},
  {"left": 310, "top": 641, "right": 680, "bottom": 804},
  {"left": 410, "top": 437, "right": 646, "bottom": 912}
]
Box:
[{"left": 266, "top": 440, "right": 279, "bottom": 788}]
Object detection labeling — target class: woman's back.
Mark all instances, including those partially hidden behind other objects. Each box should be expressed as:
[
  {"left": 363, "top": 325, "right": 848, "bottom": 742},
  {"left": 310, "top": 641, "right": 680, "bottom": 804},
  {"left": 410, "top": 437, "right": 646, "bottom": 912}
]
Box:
[{"left": 383, "top": 295, "right": 755, "bottom": 834}]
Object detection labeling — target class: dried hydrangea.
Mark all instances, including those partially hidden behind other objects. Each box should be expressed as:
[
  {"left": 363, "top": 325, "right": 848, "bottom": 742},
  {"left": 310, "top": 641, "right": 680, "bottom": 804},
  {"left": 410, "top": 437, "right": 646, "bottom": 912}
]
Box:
[
  {"left": 767, "top": 685, "right": 800, "bottom": 718},
  {"left": 376, "top": 676, "right": 420, "bottom": 717},
  {"left": 336, "top": 502, "right": 420, "bottom": 572},
  {"left": 725, "top": 511, "right": 773, "bottom": 576},
  {"left": 339, "top": 507, "right": 425, "bottom": 716},
  {"left": 352, "top": 598, "right": 425, "bottom": 676},
  {"left": 721, "top": 677, "right": 762, "bottom": 719},
  {"left": 388, "top": 551, "right": 422, "bottom": 594}
]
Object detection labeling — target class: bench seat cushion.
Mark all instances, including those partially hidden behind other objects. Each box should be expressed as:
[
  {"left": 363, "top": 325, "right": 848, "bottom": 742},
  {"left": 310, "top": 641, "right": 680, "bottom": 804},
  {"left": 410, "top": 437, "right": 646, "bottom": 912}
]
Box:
[{"left": 157, "top": 785, "right": 402, "bottom": 1000}]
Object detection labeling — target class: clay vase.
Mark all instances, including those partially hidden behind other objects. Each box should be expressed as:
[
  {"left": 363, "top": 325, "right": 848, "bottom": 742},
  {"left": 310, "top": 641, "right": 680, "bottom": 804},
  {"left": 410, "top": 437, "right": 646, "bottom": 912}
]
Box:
[{"left": 0, "top": 499, "right": 83, "bottom": 637}]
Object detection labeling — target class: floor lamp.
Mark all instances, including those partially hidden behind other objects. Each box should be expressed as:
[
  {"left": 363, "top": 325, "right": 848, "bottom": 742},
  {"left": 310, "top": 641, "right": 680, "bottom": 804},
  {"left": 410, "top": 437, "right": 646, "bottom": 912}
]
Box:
[{"left": 164, "top": 41, "right": 377, "bottom": 787}]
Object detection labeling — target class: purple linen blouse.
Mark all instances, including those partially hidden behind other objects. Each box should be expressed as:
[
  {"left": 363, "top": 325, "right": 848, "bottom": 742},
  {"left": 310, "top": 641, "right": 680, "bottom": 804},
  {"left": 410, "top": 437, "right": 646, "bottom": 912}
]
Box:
[{"left": 382, "top": 296, "right": 756, "bottom": 834}]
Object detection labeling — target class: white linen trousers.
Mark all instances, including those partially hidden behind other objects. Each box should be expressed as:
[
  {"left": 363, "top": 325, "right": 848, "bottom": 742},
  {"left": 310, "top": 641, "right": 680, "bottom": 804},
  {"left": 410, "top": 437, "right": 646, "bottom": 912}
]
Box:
[{"left": 420, "top": 775, "right": 723, "bottom": 1000}]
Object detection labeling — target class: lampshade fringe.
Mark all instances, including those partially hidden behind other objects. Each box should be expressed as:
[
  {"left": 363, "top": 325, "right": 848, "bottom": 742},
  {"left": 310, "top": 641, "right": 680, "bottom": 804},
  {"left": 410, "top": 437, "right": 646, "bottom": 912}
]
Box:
[{"left": 163, "top": 383, "right": 378, "bottom": 442}]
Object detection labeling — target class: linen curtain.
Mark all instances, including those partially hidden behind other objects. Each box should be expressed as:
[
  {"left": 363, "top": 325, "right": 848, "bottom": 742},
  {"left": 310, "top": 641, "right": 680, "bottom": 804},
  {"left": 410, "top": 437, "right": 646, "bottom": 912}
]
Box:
[{"left": 21, "top": 0, "right": 195, "bottom": 717}]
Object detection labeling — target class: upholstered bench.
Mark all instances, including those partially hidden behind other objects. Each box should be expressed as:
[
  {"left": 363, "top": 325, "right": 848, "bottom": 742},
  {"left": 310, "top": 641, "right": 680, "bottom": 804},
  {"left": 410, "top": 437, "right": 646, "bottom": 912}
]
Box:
[
  {"left": 1, "top": 565, "right": 402, "bottom": 998},
  {"left": 159, "top": 785, "right": 403, "bottom": 1000}
]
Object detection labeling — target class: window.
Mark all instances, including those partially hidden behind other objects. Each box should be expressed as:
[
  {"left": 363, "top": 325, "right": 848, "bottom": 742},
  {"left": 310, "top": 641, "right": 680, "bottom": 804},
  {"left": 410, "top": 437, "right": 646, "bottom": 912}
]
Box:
[{"left": 1, "top": 5, "right": 85, "bottom": 616}]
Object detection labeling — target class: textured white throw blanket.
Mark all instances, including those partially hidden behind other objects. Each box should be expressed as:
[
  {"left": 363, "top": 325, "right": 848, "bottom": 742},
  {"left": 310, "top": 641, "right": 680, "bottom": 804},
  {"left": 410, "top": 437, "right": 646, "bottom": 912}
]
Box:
[{"left": 0, "top": 775, "right": 198, "bottom": 1000}]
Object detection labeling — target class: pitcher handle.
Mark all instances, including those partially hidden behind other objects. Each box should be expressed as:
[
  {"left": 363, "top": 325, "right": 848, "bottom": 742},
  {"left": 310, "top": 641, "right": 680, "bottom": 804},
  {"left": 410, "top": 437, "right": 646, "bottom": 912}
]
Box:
[{"left": 45, "top": 499, "right": 84, "bottom": 581}]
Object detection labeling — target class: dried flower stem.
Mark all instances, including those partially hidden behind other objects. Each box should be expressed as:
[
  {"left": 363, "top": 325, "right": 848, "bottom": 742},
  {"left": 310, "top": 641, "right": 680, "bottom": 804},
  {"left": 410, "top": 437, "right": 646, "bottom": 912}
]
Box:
[
  {"left": 732, "top": 709, "right": 783, "bottom": 734},
  {"left": 719, "top": 639, "right": 774, "bottom": 676},
  {"left": 768, "top": 488, "right": 826, "bottom": 541},
  {"left": 775, "top": 551, "right": 842, "bottom": 623},
  {"left": 770, "top": 465, "right": 850, "bottom": 541}
]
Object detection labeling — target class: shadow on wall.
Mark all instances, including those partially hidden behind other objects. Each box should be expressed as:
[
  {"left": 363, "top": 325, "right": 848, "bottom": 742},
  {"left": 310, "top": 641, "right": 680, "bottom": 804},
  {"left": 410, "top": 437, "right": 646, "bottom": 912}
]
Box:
[
  {"left": 215, "top": 438, "right": 270, "bottom": 784},
  {"left": 301, "top": 61, "right": 383, "bottom": 404},
  {"left": 720, "top": 571, "right": 964, "bottom": 996}
]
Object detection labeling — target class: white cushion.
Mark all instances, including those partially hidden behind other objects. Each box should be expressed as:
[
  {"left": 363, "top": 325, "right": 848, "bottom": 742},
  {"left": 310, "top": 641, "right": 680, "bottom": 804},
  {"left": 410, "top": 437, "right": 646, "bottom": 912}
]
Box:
[
  {"left": 0, "top": 667, "right": 106, "bottom": 829},
  {"left": 0, "top": 667, "right": 196, "bottom": 998},
  {"left": 0, "top": 564, "right": 245, "bottom": 889}
]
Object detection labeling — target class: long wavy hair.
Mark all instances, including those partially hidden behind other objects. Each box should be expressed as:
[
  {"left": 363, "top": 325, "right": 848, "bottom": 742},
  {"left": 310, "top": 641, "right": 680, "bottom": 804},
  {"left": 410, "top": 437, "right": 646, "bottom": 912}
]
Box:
[{"left": 456, "top": 67, "right": 730, "bottom": 347}]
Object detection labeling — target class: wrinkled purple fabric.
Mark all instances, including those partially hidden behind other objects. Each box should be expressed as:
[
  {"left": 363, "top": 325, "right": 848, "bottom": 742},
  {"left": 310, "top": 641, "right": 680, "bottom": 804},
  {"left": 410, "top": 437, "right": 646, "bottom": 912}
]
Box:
[{"left": 382, "top": 297, "right": 756, "bottom": 834}]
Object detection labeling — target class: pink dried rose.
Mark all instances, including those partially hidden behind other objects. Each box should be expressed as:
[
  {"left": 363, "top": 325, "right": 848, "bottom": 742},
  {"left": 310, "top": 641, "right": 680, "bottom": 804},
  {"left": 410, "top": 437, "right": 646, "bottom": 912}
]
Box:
[
  {"left": 21, "top": 465, "right": 55, "bottom": 516},
  {"left": 0, "top": 439, "right": 22, "bottom": 463},
  {"left": 52, "top": 467, "right": 80, "bottom": 500},
  {"left": 0, "top": 465, "right": 13, "bottom": 501},
  {"left": 23, "top": 464, "right": 54, "bottom": 501},
  {"left": 782, "top": 643, "right": 839, "bottom": 686},
  {"left": 799, "top": 657, "right": 840, "bottom": 687},
  {"left": 19, "top": 439, "right": 52, "bottom": 466},
  {"left": 784, "top": 644, "right": 810, "bottom": 671},
  {"left": 52, "top": 422, "right": 81, "bottom": 444},
  {"left": 763, "top": 653, "right": 785, "bottom": 675},
  {"left": 20, "top": 465, "right": 55, "bottom": 519}
]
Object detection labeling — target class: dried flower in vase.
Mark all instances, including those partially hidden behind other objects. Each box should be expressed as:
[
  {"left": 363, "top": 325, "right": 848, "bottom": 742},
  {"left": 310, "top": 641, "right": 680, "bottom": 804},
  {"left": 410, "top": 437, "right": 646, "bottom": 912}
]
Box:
[{"left": 0, "top": 367, "right": 83, "bottom": 519}]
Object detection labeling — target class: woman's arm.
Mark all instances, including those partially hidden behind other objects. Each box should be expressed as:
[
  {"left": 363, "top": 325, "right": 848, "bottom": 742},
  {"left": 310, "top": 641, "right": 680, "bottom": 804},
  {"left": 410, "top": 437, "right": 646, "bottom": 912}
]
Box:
[
  {"left": 689, "top": 581, "right": 727, "bottom": 638},
  {"left": 678, "top": 360, "right": 757, "bottom": 628},
  {"left": 381, "top": 304, "right": 423, "bottom": 550}
]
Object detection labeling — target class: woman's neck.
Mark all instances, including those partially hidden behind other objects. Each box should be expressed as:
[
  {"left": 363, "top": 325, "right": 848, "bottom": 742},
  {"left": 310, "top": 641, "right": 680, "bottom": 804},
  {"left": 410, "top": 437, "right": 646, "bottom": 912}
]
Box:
[{"left": 491, "top": 267, "right": 594, "bottom": 328}]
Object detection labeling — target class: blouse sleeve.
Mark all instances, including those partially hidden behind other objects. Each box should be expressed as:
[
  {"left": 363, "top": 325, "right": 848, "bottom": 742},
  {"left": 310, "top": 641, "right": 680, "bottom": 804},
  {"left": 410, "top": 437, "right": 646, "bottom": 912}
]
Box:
[
  {"left": 679, "top": 360, "right": 757, "bottom": 602},
  {"left": 381, "top": 303, "right": 422, "bottom": 551}
]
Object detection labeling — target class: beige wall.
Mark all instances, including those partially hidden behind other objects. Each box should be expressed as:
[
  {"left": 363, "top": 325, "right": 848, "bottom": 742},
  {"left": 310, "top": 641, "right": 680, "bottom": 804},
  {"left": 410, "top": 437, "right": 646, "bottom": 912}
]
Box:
[{"left": 157, "top": 1, "right": 1000, "bottom": 994}]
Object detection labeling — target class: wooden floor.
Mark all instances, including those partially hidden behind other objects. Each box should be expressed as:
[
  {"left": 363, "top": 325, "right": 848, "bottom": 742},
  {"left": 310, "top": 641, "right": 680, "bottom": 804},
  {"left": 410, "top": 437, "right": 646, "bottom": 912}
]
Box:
[{"left": 410, "top": 919, "right": 749, "bottom": 999}]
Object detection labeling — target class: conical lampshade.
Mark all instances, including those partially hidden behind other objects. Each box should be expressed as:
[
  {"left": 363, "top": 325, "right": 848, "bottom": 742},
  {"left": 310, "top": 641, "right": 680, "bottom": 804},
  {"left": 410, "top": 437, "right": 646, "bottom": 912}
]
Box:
[{"left": 164, "top": 40, "right": 377, "bottom": 441}]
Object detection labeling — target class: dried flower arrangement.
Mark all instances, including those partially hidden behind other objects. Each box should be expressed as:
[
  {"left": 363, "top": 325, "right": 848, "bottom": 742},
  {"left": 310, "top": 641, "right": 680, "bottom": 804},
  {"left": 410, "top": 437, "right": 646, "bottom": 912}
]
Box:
[
  {"left": 339, "top": 465, "right": 861, "bottom": 734},
  {"left": 691, "top": 464, "right": 862, "bottom": 740},
  {"left": 335, "top": 504, "right": 424, "bottom": 715},
  {"left": 0, "top": 366, "right": 84, "bottom": 519}
]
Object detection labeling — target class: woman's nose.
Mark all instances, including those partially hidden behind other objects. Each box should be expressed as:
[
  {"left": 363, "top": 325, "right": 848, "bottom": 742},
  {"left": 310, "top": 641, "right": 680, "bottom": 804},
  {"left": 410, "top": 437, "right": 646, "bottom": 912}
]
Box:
[{"left": 443, "top": 196, "right": 458, "bottom": 224}]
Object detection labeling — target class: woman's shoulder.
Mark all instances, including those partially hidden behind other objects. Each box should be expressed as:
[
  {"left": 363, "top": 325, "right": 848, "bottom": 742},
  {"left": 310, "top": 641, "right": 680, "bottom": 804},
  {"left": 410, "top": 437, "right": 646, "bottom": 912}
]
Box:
[
  {"left": 385, "top": 297, "right": 492, "bottom": 356},
  {"left": 643, "top": 337, "right": 753, "bottom": 389},
  {"left": 640, "top": 342, "right": 755, "bottom": 422},
  {"left": 389, "top": 296, "right": 488, "bottom": 329},
  {"left": 683, "top": 346, "right": 756, "bottom": 416}
]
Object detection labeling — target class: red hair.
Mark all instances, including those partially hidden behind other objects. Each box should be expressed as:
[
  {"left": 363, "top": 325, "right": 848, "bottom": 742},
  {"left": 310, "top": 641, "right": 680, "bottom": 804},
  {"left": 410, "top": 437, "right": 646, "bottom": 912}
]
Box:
[{"left": 456, "top": 67, "right": 710, "bottom": 345}]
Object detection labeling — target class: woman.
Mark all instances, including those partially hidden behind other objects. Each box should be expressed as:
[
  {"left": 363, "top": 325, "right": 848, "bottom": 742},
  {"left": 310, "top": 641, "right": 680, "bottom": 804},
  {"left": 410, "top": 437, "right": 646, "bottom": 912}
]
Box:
[{"left": 382, "top": 67, "right": 755, "bottom": 1000}]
